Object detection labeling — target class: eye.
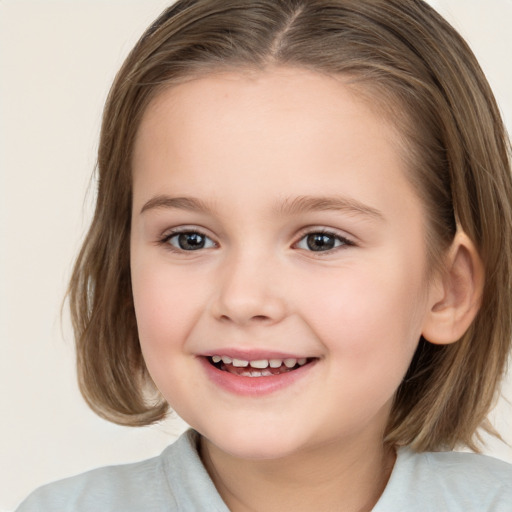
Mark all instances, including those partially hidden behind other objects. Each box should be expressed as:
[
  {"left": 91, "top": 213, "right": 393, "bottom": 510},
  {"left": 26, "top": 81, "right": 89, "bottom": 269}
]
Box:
[
  {"left": 295, "top": 231, "right": 352, "bottom": 252},
  {"left": 164, "top": 230, "right": 216, "bottom": 251}
]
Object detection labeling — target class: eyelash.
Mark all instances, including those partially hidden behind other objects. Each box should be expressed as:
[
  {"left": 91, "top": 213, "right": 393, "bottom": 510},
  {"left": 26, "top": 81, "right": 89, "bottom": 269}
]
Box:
[
  {"left": 295, "top": 229, "right": 355, "bottom": 254},
  {"left": 159, "top": 229, "right": 217, "bottom": 253},
  {"left": 158, "top": 228, "right": 355, "bottom": 255}
]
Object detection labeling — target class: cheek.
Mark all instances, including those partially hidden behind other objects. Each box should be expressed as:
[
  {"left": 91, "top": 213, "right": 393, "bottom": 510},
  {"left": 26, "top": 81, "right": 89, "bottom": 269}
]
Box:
[
  {"left": 131, "top": 257, "right": 202, "bottom": 353},
  {"left": 130, "top": 258, "right": 207, "bottom": 405},
  {"left": 293, "top": 256, "right": 427, "bottom": 361}
]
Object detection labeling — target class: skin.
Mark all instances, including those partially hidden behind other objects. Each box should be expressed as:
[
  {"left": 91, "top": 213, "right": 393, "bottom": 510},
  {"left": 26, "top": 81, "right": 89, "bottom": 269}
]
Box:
[{"left": 130, "top": 67, "right": 447, "bottom": 512}]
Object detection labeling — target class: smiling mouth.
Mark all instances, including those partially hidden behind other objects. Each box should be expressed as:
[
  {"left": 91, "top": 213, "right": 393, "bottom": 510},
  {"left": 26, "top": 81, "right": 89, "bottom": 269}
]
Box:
[{"left": 207, "top": 355, "right": 316, "bottom": 377}]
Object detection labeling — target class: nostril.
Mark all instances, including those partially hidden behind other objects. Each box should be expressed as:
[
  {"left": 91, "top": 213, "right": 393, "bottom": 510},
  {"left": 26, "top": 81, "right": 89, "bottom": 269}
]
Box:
[
  {"left": 252, "top": 315, "right": 270, "bottom": 321},
  {"left": 218, "top": 314, "right": 271, "bottom": 323}
]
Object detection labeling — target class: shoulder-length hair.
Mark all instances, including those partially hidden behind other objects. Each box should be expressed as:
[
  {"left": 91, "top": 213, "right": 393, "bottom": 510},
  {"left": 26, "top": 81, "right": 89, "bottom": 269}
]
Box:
[{"left": 69, "top": 0, "right": 512, "bottom": 451}]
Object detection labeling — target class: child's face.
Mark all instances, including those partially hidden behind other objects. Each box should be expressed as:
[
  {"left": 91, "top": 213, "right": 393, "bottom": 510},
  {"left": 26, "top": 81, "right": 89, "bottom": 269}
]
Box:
[{"left": 130, "top": 67, "right": 438, "bottom": 460}]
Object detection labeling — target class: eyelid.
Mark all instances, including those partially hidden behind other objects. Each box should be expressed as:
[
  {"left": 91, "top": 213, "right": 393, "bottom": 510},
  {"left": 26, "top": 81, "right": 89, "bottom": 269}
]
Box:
[
  {"left": 159, "top": 224, "right": 214, "bottom": 240},
  {"left": 158, "top": 226, "right": 218, "bottom": 252},
  {"left": 155, "top": 225, "right": 356, "bottom": 253},
  {"left": 293, "top": 227, "right": 356, "bottom": 253}
]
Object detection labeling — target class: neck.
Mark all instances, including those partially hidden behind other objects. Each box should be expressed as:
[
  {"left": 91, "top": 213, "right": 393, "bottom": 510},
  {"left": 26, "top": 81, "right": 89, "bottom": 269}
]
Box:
[{"left": 199, "top": 433, "right": 396, "bottom": 512}]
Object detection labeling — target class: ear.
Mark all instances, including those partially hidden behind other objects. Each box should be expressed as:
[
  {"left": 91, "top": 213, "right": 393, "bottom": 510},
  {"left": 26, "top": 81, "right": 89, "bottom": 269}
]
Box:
[{"left": 422, "top": 231, "right": 484, "bottom": 345}]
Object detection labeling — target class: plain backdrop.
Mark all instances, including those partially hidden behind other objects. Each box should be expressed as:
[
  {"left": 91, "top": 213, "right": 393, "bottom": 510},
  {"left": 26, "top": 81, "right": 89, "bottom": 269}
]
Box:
[{"left": 1, "top": 0, "right": 511, "bottom": 510}]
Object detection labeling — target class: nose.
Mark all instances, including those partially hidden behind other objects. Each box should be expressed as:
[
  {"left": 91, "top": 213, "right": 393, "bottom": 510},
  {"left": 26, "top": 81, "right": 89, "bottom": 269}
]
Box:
[{"left": 210, "top": 251, "right": 288, "bottom": 326}]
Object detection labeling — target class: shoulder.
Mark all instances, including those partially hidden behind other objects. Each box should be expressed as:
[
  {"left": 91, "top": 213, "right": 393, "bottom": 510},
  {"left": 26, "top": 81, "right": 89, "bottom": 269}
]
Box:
[
  {"left": 374, "top": 448, "right": 512, "bottom": 512},
  {"left": 15, "top": 430, "right": 227, "bottom": 512},
  {"left": 15, "top": 448, "right": 174, "bottom": 512},
  {"left": 414, "top": 449, "right": 512, "bottom": 486}
]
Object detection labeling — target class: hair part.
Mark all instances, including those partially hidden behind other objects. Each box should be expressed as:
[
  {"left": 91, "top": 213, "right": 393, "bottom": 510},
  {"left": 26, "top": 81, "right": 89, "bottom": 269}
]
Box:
[{"left": 68, "top": 0, "right": 512, "bottom": 450}]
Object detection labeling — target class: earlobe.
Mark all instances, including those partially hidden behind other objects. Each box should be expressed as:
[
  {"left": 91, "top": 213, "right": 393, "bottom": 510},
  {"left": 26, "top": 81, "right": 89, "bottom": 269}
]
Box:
[{"left": 422, "top": 232, "right": 485, "bottom": 345}]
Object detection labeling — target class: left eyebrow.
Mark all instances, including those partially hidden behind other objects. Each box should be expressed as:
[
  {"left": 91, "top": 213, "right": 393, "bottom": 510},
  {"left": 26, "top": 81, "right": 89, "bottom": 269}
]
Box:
[{"left": 274, "top": 195, "right": 384, "bottom": 221}]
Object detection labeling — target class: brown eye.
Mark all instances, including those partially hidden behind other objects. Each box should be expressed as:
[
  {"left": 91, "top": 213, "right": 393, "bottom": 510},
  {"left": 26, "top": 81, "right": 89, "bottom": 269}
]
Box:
[
  {"left": 167, "top": 231, "right": 215, "bottom": 251},
  {"left": 307, "top": 233, "right": 336, "bottom": 251},
  {"left": 296, "top": 232, "right": 351, "bottom": 252}
]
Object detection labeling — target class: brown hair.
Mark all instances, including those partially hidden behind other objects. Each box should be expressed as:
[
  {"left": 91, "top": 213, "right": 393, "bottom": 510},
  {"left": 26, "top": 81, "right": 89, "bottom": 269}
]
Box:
[{"left": 69, "top": 0, "right": 512, "bottom": 451}]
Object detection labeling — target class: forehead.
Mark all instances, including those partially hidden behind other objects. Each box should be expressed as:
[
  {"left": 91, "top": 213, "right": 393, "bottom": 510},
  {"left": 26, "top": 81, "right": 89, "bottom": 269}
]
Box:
[
  {"left": 135, "top": 67, "right": 399, "bottom": 152},
  {"left": 132, "top": 67, "right": 419, "bottom": 219}
]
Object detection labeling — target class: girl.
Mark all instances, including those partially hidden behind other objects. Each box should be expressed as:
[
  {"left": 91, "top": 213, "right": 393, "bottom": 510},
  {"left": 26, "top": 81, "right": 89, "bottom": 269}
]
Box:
[{"left": 16, "top": 0, "right": 512, "bottom": 510}]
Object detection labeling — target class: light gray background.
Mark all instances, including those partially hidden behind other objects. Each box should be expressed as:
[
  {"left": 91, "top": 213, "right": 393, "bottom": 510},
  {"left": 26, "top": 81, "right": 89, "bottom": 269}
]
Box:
[{"left": 1, "top": 1, "right": 511, "bottom": 510}]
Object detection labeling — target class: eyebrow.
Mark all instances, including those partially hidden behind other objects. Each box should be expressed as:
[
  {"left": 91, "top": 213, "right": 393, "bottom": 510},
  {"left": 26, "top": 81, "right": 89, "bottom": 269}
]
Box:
[
  {"left": 140, "top": 194, "right": 384, "bottom": 221},
  {"left": 274, "top": 195, "right": 384, "bottom": 220},
  {"left": 140, "top": 195, "right": 215, "bottom": 215}
]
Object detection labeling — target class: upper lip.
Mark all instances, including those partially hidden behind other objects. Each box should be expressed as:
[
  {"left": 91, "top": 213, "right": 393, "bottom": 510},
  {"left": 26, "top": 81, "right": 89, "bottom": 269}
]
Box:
[{"left": 200, "top": 349, "right": 317, "bottom": 360}]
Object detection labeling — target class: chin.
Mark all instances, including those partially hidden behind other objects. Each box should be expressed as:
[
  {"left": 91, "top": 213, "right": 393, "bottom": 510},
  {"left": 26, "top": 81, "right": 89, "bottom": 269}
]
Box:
[
  {"left": 217, "top": 439, "right": 300, "bottom": 461},
  {"left": 197, "top": 421, "right": 312, "bottom": 461}
]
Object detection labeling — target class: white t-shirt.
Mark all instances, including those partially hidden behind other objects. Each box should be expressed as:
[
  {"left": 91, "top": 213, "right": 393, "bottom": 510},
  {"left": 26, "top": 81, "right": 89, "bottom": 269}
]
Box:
[{"left": 15, "top": 430, "right": 512, "bottom": 511}]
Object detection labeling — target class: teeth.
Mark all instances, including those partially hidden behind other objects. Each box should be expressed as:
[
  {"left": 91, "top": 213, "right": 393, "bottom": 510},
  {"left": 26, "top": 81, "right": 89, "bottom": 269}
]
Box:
[
  {"left": 232, "top": 358, "right": 249, "bottom": 367},
  {"left": 211, "top": 355, "right": 309, "bottom": 369},
  {"left": 249, "top": 359, "right": 269, "bottom": 369},
  {"left": 239, "top": 370, "right": 274, "bottom": 377}
]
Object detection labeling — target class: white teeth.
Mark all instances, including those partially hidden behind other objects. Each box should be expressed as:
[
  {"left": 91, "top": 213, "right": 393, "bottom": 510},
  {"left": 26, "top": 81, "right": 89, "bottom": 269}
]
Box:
[
  {"left": 240, "top": 370, "right": 274, "bottom": 377},
  {"left": 249, "top": 359, "right": 269, "bottom": 369},
  {"left": 212, "top": 355, "right": 309, "bottom": 370}
]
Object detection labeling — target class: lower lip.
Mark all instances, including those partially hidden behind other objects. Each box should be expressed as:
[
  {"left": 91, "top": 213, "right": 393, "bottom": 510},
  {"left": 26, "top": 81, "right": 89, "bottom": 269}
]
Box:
[{"left": 199, "top": 357, "right": 317, "bottom": 397}]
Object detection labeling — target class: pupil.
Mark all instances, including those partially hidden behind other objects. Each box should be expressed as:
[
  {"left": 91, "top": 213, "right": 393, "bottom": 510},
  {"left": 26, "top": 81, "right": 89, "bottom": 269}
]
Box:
[
  {"left": 307, "top": 233, "right": 335, "bottom": 251},
  {"left": 179, "top": 233, "right": 204, "bottom": 250}
]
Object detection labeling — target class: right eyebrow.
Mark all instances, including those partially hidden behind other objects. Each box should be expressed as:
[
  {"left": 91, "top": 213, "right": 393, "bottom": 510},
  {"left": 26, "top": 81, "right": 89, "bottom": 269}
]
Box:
[{"left": 140, "top": 195, "right": 214, "bottom": 215}]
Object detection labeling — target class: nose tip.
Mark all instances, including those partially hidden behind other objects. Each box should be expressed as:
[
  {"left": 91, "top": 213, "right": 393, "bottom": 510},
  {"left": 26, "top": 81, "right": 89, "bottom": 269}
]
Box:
[
  {"left": 217, "top": 310, "right": 282, "bottom": 326},
  {"left": 210, "top": 262, "right": 288, "bottom": 326},
  {"left": 214, "top": 294, "right": 287, "bottom": 326}
]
